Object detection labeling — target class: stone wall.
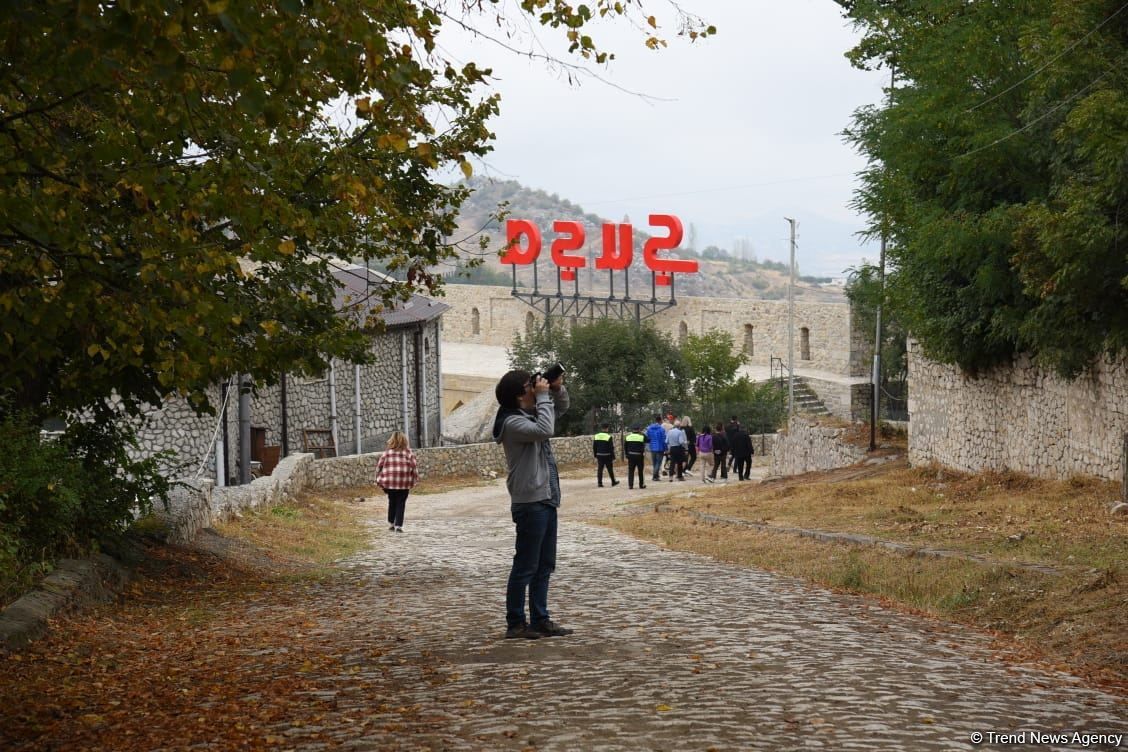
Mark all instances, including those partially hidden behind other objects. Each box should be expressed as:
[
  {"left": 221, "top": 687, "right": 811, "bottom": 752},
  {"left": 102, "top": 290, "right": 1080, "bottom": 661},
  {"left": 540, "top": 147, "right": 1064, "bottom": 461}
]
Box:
[
  {"left": 159, "top": 434, "right": 612, "bottom": 542},
  {"left": 130, "top": 321, "right": 444, "bottom": 484},
  {"left": 439, "top": 284, "right": 858, "bottom": 376},
  {"left": 769, "top": 416, "right": 867, "bottom": 476},
  {"left": 908, "top": 343, "right": 1128, "bottom": 481}
]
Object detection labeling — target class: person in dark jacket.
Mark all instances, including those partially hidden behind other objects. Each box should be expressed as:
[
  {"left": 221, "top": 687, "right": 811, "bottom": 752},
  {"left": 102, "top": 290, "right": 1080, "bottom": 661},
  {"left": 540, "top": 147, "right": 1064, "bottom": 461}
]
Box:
[
  {"left": 622, "top": 426, "right": 647, "bottom": 489},
  {"left": 730, "top": 425, "right": 754, "bottom": 481},
  {"left": 645, "top": 415, "right": 668, "bottom": 482},
  {"left": 725, "top": 416, "right": 741, "bottom": 473},
  {"left": 592, "top": 423, "right": 619, "bottom": 488},
  {"left": 710, "top": 421, "right": 730, "bottom": 481}
]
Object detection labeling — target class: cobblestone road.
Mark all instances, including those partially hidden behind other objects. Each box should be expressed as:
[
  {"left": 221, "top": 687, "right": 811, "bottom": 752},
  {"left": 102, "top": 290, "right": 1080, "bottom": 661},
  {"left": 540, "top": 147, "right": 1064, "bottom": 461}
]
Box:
[{"left": 271, "top": 474, "right": 1126, "bottom": 751}]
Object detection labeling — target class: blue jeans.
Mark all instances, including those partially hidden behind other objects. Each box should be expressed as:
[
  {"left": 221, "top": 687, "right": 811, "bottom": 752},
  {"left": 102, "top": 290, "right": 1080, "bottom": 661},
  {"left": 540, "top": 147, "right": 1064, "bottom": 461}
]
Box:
[
  {"left": 651, "top": 450, "right": 665, "bottom": 480},
  {"left": 507, "top": 501, "right": 557, "bottom": 628}
]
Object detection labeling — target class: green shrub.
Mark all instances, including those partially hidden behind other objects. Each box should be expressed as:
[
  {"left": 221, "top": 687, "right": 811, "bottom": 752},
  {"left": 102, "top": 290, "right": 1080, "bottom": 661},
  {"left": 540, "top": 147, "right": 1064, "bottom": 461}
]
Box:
[{"left": 0, "top": 407, "right": 170, "bottom": 604}]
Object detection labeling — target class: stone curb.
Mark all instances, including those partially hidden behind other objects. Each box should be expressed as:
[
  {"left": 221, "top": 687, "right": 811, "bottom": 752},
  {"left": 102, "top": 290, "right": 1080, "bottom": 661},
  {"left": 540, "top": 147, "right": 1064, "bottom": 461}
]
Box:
[
  {"left": 658, "top": 503, "right": 1066, "bottom": 576},
  {"left": 0, "top": 553, "right": 132, "bottom": 651}
]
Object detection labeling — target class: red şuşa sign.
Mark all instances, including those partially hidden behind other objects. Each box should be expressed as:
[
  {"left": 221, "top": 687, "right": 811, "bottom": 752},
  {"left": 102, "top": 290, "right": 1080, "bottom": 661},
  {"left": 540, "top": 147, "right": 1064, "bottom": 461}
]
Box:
[{"left": 501, "top": 213, "right": 698, "bottom": 286}]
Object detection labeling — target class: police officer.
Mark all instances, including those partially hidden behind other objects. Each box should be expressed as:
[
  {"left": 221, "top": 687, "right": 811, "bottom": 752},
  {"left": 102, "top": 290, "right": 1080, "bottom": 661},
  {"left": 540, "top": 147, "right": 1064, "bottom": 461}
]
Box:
[
  {"left": 592, "top": 423, "right": 619, "bottom": 487},
  {"left": 622, "top": 425, "right": 647, "bottom": 489}
]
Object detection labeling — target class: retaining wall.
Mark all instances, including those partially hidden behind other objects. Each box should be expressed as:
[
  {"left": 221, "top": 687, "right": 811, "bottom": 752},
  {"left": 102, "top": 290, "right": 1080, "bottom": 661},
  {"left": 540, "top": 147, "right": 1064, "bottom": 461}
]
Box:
[
  {"left": 768, "top": 416, "right": 868, "bottom": 476},
  {"left": 908, "top": 343, "right": 1128, "bottom": 481}
]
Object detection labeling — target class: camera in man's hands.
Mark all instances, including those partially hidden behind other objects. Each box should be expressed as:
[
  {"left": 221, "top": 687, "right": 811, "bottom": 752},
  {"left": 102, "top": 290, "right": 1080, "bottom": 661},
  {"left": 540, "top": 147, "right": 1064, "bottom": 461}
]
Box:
[{"left": 529, "top": 362, "right": 565, "bottom": 386}]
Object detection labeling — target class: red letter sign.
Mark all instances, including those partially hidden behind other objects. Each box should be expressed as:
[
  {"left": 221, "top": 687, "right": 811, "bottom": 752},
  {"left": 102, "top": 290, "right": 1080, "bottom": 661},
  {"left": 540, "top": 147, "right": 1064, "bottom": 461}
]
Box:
[
  {"left": 501, "top": 219, "right": 541, "bottom": 265},
  {"left": 597, "top": 223, "right": 633, "bottom": 270},
  {"left": 643, "top": 214, "right": 696, "bottom": 284},
  {"left": 550, "top": 221, "right": 586, "bottom": 281}
]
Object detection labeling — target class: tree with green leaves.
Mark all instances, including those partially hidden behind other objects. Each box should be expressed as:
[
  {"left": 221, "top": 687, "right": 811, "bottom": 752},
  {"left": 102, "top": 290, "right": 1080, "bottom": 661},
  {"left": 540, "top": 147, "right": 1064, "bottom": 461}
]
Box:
[
  {"left": 839, "top": 0, "right": 1127, "bottom": 378},
  {"left": 0, "top": 0, "right": 713, "bottom": 571},
  {"left": 508, "top": 318, "right": 688, "bottom": 434},
  {"left": 680, "top": 329, "right": 746, "bottom": 405}
]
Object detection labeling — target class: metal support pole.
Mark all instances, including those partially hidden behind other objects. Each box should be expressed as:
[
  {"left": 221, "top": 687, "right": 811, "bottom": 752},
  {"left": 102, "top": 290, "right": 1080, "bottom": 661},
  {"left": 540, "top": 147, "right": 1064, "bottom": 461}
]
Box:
[
  {"left": 870, "top": 65, "right": 895, "bottom": 452},
  {"left": 329, "top": 359, "right": 339, "bottom": 455},
  {"left": 354, "top": 363, "right": 362, "bottom": 456},
  {"left": 238, "top": 374, "right": 251, "bottom": 484},
  {"left": 784, "top": 218, "right": 797, "bottom": 418}
]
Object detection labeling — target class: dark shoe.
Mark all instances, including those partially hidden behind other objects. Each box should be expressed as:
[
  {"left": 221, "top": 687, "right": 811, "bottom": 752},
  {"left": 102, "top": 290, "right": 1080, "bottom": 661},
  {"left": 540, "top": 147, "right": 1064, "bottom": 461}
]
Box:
[
  {"left": 640, "top": 484, "right": 646, "bottom": 489},
  {"left": 531, "top": 619, "right": 573, "bottom": 637},
  {"left": 505, "top": 624, "right": 542, "bottom": 640},
  {"left": 598, "top": 484, "right": 604, "bottom": 487},
  {"left": 611, "top": 480, "right": 620, "bottom": 487}
]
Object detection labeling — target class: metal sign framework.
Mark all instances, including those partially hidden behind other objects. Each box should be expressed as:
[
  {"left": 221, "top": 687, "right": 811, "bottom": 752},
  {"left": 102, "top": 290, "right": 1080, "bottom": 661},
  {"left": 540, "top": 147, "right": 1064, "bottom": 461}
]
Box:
[{"left": 509, "top": 263, "right": 679, "bottom": 326}]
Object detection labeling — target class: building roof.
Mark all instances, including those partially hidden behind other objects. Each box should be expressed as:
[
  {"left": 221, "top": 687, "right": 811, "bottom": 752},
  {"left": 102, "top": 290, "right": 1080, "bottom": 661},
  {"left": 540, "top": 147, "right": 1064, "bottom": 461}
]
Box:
[{"left": 329, "top": 263, "right": 449, "bottom": 330}]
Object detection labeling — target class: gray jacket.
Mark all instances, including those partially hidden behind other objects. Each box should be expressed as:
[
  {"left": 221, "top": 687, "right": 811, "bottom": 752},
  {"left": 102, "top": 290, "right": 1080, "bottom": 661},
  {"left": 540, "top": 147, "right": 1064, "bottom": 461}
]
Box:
[{"left": 492, "top": 386, "right": 570, "bottom": 505}]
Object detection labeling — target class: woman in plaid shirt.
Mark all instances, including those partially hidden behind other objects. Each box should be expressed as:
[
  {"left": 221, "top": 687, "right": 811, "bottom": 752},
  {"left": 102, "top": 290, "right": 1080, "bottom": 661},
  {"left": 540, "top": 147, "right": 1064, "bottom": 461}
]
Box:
[{"left": 375, "top": 431, "right": 419, "bottom": 532}]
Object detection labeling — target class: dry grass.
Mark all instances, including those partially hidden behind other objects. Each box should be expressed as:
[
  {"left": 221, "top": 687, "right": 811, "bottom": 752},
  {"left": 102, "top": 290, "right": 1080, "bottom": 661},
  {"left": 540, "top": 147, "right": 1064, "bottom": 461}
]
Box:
[
  {"left": 601, "top": 461, "right": 1128, "bottom": 692},
  {"left": 214, "top": 487, "right": 373, "bottom": 567}
]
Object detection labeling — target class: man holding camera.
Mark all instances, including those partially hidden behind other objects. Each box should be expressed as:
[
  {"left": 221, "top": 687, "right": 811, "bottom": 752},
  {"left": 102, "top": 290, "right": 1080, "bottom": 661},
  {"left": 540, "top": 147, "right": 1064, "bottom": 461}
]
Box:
[{"left": 492, "top": 365, "right": 572, "bottom": 640}]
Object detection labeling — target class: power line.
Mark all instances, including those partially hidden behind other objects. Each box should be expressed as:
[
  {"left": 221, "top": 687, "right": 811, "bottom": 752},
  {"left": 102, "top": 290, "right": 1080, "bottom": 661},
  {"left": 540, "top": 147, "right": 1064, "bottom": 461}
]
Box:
[
  {"left": 957, "top": 53, "right": 1125, "bottom": 160},
  {"left": 966, "top": 0, "right": 1128, "bottom": 113}
]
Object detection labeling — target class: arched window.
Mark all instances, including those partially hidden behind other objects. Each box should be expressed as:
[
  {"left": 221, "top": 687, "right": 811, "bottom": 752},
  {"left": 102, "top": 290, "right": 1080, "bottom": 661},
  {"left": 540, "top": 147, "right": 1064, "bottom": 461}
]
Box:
[
  {"left": 800, "top": 327, "right": 811, "bottom": 360},
  {"left": 525, "top": 311, "right": 535, "bottom": 334},
  {"left": 471, "top": 307, "right": 480, "bottom": 335},
  {"left": 424, "top": 338, "right": 430, "bottom": 355},
  {"left": 678, "top": 321, "right": 688, "bottom": 347},
  {"left": 743, "top": 324, "right": 754, "bottom": 356}
]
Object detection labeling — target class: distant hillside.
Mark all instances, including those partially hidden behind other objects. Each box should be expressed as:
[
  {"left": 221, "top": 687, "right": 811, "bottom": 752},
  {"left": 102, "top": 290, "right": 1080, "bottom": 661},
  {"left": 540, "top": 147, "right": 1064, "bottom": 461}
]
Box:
[{"left": 445, "top": 178, "right": 845, "bottom": 304}]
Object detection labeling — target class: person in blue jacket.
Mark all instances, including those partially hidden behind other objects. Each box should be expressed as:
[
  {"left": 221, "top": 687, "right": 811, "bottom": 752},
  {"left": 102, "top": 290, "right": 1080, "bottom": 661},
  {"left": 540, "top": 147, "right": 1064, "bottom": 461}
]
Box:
[{"left": 645, "top": 414, "right": 668, "bottom": 482}]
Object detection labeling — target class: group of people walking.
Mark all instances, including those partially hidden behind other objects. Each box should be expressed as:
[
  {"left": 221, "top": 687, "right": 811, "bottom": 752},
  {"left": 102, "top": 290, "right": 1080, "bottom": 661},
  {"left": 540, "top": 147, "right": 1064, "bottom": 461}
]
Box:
[{"left": 594, "top": 413, "right": 758, "bottom": 488}]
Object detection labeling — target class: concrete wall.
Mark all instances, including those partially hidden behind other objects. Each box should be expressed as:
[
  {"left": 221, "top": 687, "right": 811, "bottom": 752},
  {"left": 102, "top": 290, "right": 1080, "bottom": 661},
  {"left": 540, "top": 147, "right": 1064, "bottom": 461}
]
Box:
[
  {"left": 907, "top": 341, "right": 1128, "bottom": 481},
  {"left": 439, "top": 284, "right": 858, "bottom": 376}
]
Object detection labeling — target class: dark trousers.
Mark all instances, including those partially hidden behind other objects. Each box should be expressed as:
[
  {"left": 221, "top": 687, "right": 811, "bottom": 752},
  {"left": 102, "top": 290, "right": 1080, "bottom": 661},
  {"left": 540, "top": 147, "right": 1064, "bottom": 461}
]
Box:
[
  {"left": 668, "top": 446, "right": 686, "bottom": 480},
  {"left": 596, "top": 456, "right": 616, "bottom": 485},
  {"left": 651, "top": 450, "right": 665, "bottom": 480},
  {"left": 733, "top": 455, "right": 751, "bottom": 480},
  {"left": 507, "top": 502, "right": 557, "bottom": 628},
  {"left": 386, "top": 488, "right": 409, "bottom": 527},
  {"left": 711, "top": 451, "right": 728, "bottom": 479},
  {"left": 626, "top": 456, "right": 645, "bottom": 488},
  {"left": 686, "top": 445, "right": 697, "bottom": 472}
]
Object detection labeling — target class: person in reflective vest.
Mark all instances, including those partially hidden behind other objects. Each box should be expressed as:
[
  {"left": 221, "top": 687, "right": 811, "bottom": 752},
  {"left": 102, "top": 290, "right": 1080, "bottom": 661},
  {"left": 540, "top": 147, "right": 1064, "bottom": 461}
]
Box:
[
  {"left": 592, "top": 423, "right": 619, "bottom": 487},
  {"left": 622, "top": 425, "right": 647, "bottom": 490}
]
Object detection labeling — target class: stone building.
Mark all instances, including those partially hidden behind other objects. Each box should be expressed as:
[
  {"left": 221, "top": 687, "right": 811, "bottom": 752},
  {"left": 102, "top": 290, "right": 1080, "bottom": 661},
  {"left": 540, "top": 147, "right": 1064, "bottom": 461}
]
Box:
[
  {"left": 438, "top": 283, "right": 873, "bottom": 422},
  {"left": 133, "top": 264, "right": 447, "bottom": 484}
]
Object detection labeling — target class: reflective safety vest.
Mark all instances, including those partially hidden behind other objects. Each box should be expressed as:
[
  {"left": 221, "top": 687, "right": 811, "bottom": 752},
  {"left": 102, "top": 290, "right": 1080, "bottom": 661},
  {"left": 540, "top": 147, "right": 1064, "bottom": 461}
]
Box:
[
  {"left": 623, "top": 432, "right": 646, "bottom": 457},
  {"left": 592, "top": 432, "right": 615, "bottom": 459}
]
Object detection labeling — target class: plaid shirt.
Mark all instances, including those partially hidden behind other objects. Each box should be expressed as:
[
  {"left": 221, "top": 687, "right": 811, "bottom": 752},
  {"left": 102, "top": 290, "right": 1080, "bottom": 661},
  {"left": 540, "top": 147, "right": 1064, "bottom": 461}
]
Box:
[{"left": 376, "top": 448, "right": 419, "bottom": 490}]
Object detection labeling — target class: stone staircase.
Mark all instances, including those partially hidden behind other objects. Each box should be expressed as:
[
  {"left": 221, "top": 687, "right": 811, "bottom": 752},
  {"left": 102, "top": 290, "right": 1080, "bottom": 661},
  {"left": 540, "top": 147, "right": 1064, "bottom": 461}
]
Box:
[{"left": 788, "top": 377, "right": 831, "bottom": 416}]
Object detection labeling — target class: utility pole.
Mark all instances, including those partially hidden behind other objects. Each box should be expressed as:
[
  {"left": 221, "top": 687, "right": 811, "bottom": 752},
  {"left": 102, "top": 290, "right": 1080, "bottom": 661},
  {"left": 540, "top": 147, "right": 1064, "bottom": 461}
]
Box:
[
  {"left": 784, "top": 217, "right": 797, "bottom": 418},
  {"left": 870, "top": 65, "right": 896, "bottom": 452}
]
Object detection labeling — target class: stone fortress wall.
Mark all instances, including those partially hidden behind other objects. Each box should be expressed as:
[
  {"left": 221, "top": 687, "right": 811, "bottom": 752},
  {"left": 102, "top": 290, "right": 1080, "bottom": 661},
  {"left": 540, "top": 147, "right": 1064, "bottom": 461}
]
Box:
[
  {"left": 439, "top": 284, "right": 867, "bottom": 378},
  {"left": 908, "top": 341, "right": 1128, "bottom": 482}
]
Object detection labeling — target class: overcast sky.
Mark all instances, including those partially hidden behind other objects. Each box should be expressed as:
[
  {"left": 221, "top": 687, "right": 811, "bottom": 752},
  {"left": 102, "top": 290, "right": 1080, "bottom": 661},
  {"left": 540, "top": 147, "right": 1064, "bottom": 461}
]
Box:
[{"left": 438, "top": 0, "right": 889, "bottom": 277}]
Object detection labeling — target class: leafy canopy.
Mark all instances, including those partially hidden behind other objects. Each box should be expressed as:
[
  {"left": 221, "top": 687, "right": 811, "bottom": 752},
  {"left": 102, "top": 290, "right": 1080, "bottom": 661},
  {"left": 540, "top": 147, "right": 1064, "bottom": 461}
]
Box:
[
  {"left": 0, "top": 0, "right": 714, "bottom": 420},
  {"left": 839, "top": 0, "right": 1128, "bottom": 377}
]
